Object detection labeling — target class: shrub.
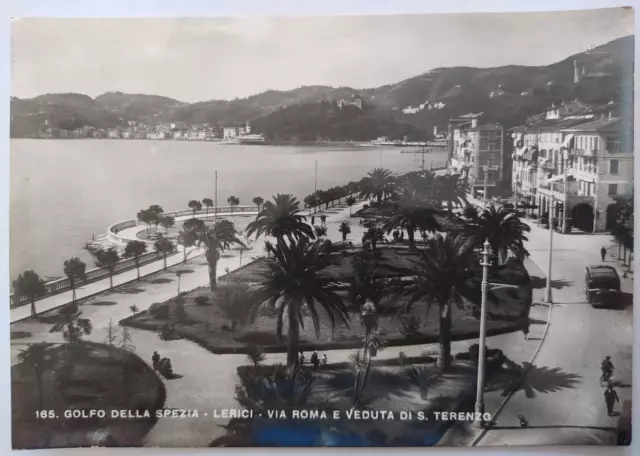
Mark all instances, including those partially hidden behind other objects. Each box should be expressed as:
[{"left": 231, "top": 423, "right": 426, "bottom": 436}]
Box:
[
  {"left": 407, "top": 366, "right": 431, "bottom": 399},
  {"left": 149, "top": 302, "right": 170, "bottom": 319},
  {"left": 246, "top": 344, "right": 266, "bottom": 367},
  {"left": 195, "top": 296, "right": 210, "bottom": 306},
  {"left": 399, "top": 313, "right": 422, "bottom": 338}
]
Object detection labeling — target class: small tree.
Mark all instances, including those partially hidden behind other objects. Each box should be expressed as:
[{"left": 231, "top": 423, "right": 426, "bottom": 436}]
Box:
[
  {"left": 137, "top": 209, "right": 154, "bottom": 233},
  {"left": 129, "top": 304, "right": 139, "bottom": 315},
  {"left": 95, "top": 248, "right": 120, "bottom": 289},
  {"left": 188, "top": 200, "right": 202, "bottom": 217},
  {"left": 105, "top": 319, "right": 118, "bottom": 345},
  {"left": 202, "top": 198, "right": 214, "bottom": 217},
  {"left": 160, "top": 215, "right": 175, "bottom": 234},
  {"left": 154, "top": 235, "right": 175, "bottom": 270},
  {"left": 124, "top": 240, "right": 148, "bottom": 280},
  {"left": 218, "top": 288, "right": 249, "bottom": 340},
  {"left": 227, "top": 196, "right": 240, "bottom": 213},
  {"left": 252, "top": 196, "right": 264, "bottom": 212},
  {"left": 339, "top": 221, "right": 351, "bottom": 241},
  {"left": 314, "top": 225, "right": 328, "bottom": 238},
  {"left": 346, "top": 196, "right": 357, "bottom": 216},
  {"left": 12, "top": 270, "right": 47, "bottom": 316},
  {"left": 246, "top": 344, "right": 266, "bottom": 368},
  {"left": 148, "top": 205, "right": 164, "bottom": 216},
  {"left": 119, "top": 326, "right": 135, "bottom": 351},
  {"left": 63, "top": 257, "right": 87, "bottom": 303},
  {"left": 176, "top": 230, "right": 193, "bottom": 263}
]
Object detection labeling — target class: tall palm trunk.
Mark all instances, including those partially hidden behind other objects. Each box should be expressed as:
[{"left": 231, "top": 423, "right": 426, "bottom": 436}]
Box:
[
  {"left": 109, "top": 272, "right": 114, "bottom": 289},
  {"left": 286, "top": 303, "right": 300, "bottom": 368},
  {"left": 70, "top": 279, "right": 76, "bottom": 302},
  {"left": 437, "top": 300, "right": 452, "bottom": 371},
  {"left": 135, "top": 260, "right": 140, "bottom": 280},
  {"left": 163, "top": 255, "right": 167, "bottom": 270},
  {"left": 206, "top": 248, "right": 220, "bottom": 290},
  {"left": 183, "top": 246, "right": 188, "bottom": 263},
  {"left": 30, "top": 299, "right": 36, "bottom": 317}
]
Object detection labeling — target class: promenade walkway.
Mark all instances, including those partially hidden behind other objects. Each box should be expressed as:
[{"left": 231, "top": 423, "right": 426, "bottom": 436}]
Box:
[{"left": 10, "top": 210, "right": 258, "bottom": 324}]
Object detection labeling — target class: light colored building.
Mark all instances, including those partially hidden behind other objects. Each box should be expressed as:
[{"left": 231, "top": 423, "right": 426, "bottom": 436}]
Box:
[
  {"left": 511, "top": 101, "right": 631, "bottom": 233},
  {"left": 337, "top": 98, "right": 363, "bottom": 110},
  {"left": 107, "top": 129, "right": 120, "bottom": 139},
  {"left": 448, "top": 113, "right": 505, "bottom": 198}
]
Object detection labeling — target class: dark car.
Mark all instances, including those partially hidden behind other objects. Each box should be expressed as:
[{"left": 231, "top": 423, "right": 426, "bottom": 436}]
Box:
[
  {"left": 584, "top": 265, "right": 622, "bottom": 308},
  {"left": 617, "top": 400, "right": 631, "bottom": 445}
]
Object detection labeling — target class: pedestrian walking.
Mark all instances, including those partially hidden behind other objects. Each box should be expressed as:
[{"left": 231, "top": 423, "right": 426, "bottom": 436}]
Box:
[
  {"left": 299, "top": 351, "right": 305, "bottom": 366},
  {"left": 311, "top": 215, "right": 315, "bottom": 226},
  {"left": 601, "top": 246, "right": 607, "bottom": 262},
  {"left": 322, "top": 354, "right": 327, "bottom": 366},
  {"left": 152, "top": 351, "right": 160, "bottom": 370},
  {"left": 321, "top": 215, "right": 327, "bottom": 225},
  {"left": 520, "top": 316, "right": 530, "bottom": 340},
  {"left": 311, "top": 350, "right": 319, "bottom": 369},
  {"left": 604, "top": 384, "right": 620, "bottom": 416}
]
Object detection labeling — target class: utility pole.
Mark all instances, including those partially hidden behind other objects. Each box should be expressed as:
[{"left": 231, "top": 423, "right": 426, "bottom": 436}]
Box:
[
  {"left": 474, "top": 239, "right": 491, "bottom": 427},
  {"left": 214, "top": 170, "right": 218, "bottom": 224},
  {"left": 545, "top": 197, "right": 554, "bottom": 303}
]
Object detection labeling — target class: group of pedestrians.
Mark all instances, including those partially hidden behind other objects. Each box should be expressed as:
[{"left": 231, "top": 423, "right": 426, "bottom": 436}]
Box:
[
  {"left": 298, "top": 350, "right": 327, "bottom": 369},
  {"left": 601, "top": 355, "right": 620, "bottom": 416},
  {"left": 310, "top": 215, "right": 327, "bottom": 227}
]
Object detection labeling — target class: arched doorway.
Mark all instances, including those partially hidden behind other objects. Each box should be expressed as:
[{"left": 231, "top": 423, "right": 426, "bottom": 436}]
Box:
[
  {"left": 606, "top": 203, "right": 619, "bottom": 230},
  {"left": 572, "top": 203, "right": 594, "bottom": 233}
]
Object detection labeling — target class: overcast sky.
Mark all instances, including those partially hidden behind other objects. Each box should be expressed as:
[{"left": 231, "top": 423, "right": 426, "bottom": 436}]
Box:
[{"left": 11, "top": 8, "right": 634, "bottom": 102}]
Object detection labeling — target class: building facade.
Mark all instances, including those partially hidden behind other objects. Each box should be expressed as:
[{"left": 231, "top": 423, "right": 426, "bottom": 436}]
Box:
[
  {"left": 510, "top": 101, "right": 631, "bottom": 233},
  {"left": 449, "top": 113, "right": 505, "bottom": 198}
]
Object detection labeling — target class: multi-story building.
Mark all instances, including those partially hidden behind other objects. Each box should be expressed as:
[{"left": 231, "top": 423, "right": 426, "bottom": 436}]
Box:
[
  {"left": 448, "top": 113, "right": 505, "bottom": 198},
  {"left": 337, "top": 98, "right": 363, "bottom": 110},
  {"left": 510, "top": 101, "right": 631, "bottom": 233}
]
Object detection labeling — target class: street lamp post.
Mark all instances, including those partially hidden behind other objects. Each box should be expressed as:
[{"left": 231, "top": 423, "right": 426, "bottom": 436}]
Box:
[
  {"left": 474, "top": 239, "right": 492, "bottom": 427},
  {"left": 545, "top": 198, "right": 554, "bottom": 303}
]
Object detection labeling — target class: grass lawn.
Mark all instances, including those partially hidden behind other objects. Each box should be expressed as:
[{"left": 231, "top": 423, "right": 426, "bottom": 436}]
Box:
[
  {"left": 12, "top": 342, "right": 165, "bottom": 449},
  {"left": 122, "top": 250, "right": 531, "bottom": 354}
]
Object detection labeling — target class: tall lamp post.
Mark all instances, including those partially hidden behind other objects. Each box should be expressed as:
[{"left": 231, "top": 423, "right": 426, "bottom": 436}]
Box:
[
  {"left": 482, "top": 161, "right": 501, "bottom": 210},
  {"left": 545, "top": 198, "right": 554, "bottom": 303},
  {"left": 474, "top": 239, "right": 491, "bottom": 426}
]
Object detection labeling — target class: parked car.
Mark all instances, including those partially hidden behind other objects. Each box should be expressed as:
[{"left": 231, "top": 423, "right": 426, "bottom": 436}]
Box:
[
  {"left": 617, "top": 400, "right": 631, "bottom": 445},
  {"left": 584, "top": 265, "right": 622, "bottom": 308}
]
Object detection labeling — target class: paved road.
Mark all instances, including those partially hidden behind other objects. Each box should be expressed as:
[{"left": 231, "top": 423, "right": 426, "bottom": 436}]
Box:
[{"left": 476, "top": 218, "right": 633, "bottom": 446}]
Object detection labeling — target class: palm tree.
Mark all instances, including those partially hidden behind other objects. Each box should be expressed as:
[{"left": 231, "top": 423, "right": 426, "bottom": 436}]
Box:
[
  {"left": 435, "top": 173, "right": 470, "bottom": 214},
  {"left": 465, "top": 204, "right": 531, "bottom": 265},
  {"left": 123, "top": 240, "right": 148, "bottom": 280},
  {"left": 251, "top": 237, "right": 350, "bottom": 367},
  {"left": 95, "top": 248, "right": 120, "bottom": 288},
  {"left": 252, "top": 196, "right": 264, "bottom": 212},
  {"left": 17, "top": 343, "right": 53, "bottom": 411},
  {"left": 227, "top": 196, "right": 240, "bottom": 213},
  {"left": 303, "top": 194, "right": 319, "bottom": 213},
  {"left": 383, "top": 187, "right": 441, "bottom": 250},
  {"left": 202, "top": 198, "right": 214, "bottom": 217},
  {"left": 188, "top": 200, "right": 202, "bottom": 217},
  {"left": 13, "top": 270, "right": 47, "bottom": 316},
  {"left": 246, "top": 193, "right": 314, "bottom": 245},
  {"left": 176, "top": 230, "right": 193, "bottom": 263},
  {"left": 314, "top": 225, "right": 328, "bottom": 238},
  {"left": 154, "top": 235, "right": 175, "bottom": 269},
  {"left": 401, "top": 233, "right": 482, "bottom": 370},
  {"left": 191, "top": 219, "right": 246, "bottom": 290},
  {"left": 160, "top": 215, "right": 175, "bottom": 234},
  {"left": 402, "top": 170, "right": 437, "bottom": 199},
  {"left": 63, "top": 257, "right": 86, "bottom": 303},
  {"left": 346, "top": 196, "right": 357, "bottom": 216},
  {"left": 359, "top": 168, "right": 396, "bottom": 204},
  {"left": 339, "top": 221, "right": 351, "bottom": 241}
]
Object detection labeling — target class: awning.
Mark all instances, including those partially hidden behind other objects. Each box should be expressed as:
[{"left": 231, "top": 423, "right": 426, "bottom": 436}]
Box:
[{"left": 561, "top": 134, "right": 574, "bottom": 148}]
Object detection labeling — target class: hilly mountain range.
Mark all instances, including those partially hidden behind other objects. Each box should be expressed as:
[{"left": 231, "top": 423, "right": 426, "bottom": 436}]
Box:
[{"left": 11, "top": 35, "right": 633, "bottom": 140}]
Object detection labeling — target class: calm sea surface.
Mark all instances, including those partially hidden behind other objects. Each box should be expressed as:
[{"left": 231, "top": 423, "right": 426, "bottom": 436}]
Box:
[{"left": 10, "top": 139, "right": 446, "bottom": 282}]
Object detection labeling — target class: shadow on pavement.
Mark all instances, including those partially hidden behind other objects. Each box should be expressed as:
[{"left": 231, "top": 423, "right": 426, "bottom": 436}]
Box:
[
  {"left": 486, "top": 359, "right": 581, "bottom": 398},
  {"left": 150, "top": 278, "right": 173, "bottom": 284},
  {"left": 175, "top": 269, "right": 195, "bottom": 274},
  {"left": 113, "top": 287, "right": 146, "bottom": 294},
  {"left": 530, "top": 277, "right": 573, "bottom": 290},
  {"left": 89, "top": 300, "right": 118, "bottom": 306}
]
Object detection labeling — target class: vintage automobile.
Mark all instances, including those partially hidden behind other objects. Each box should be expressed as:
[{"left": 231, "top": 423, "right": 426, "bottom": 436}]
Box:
[{"left": 584, "top": 265, "right": 622, "bottom": 308}]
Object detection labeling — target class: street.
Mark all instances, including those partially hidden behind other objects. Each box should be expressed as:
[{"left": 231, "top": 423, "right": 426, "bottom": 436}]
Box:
[{"left": 477, "top": 219, "right": 633, "bottom": 446}]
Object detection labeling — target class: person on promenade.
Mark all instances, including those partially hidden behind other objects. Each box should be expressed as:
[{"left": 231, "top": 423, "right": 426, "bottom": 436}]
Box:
[
  {"left": 152, "top": 351, "right": 160, "bottom": 370},
  {"left": 520, "top": 315, "right": 530, "bottom": 340},
  {"left": 299, "top": 351, "right": 305, "bottom": 366},
  {"left": 604, "top": 383, "right": 620, "bottom": 416},
  {"left": 322, "top": 354, "right": 328, "bottom": 366},
  {"left": 311, "top": 215, "right": 315, "bottom": 226},
  {"left": 311, "top": 350, "right": 319, "bottom": 369},
  {"left": 321, "top": 215, "right": 327, "bottom": 226},
  {"left": 601, "top": 246, "right": 607, "bottom": 262}
]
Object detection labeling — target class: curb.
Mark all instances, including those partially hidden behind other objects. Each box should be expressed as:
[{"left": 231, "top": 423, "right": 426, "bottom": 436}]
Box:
[{"left": 470, "top": 300, "right": 554, "bottom": 446}]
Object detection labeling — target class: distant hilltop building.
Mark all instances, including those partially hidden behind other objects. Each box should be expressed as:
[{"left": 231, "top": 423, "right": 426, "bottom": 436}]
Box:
[
  {"left": 574, "top": 59, "right": 611, "bottom": 84},
  {"left": 337, "top": 98, "right": 362, "bottom": 110}
]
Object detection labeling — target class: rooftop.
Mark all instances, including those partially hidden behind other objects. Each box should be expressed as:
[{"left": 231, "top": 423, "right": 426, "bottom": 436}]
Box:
[{"left": 561, "top": 117, "right": 623, "bottom": 132}]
